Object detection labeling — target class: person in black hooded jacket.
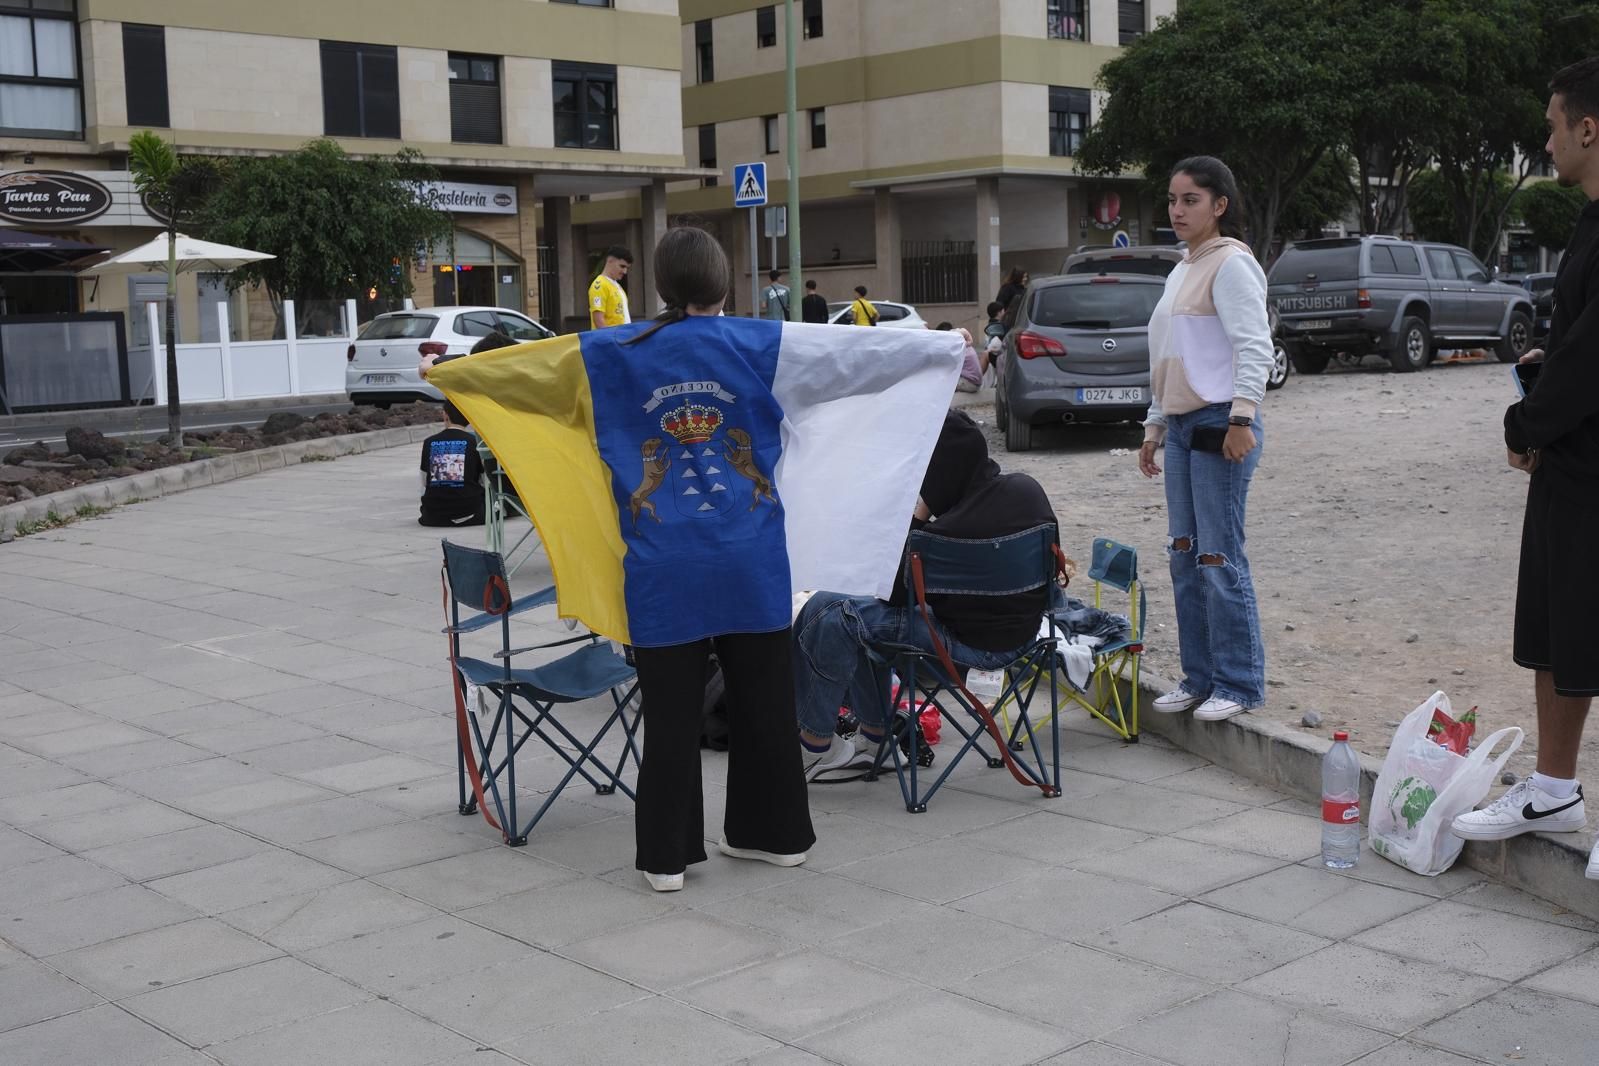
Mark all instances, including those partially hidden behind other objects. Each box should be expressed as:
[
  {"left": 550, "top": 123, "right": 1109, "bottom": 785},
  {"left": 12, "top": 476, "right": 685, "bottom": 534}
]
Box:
[{"left": 790, "top": 410, "right": 1058, "bottom": 779}]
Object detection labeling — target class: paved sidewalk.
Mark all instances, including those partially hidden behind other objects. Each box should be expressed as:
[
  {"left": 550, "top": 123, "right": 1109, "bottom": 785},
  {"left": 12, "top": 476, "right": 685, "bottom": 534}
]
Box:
[{"left": 1, "top": 448, "right": 1596, "bottom": 1066}]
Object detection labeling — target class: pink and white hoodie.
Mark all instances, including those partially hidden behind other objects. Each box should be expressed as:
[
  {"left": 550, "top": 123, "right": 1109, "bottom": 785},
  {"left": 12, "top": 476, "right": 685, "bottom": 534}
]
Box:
[{"left": 1142, "top": 236, "right": 1273, "bottom": 444}]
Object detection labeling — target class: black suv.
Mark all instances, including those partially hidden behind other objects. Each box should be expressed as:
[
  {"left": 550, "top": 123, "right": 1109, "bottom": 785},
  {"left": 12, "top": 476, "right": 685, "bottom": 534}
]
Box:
[{"left": 1267, "top": 237, "right": 1536, "bottom": 373}]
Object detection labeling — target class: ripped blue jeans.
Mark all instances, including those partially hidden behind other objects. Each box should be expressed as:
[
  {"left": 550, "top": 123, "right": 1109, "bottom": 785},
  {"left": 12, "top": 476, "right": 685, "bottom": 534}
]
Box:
[{"left": 1162, "top": 404, "right": 1266, "bottom": 707}]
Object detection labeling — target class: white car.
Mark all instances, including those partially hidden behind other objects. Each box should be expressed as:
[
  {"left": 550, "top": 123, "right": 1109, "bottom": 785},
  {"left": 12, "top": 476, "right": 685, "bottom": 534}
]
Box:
[
  {"left": 346, "top": 306, "right": 554, "bottom": 407},
  {"left": 825, "top": 300, "right": 927, "bottom": 329}
]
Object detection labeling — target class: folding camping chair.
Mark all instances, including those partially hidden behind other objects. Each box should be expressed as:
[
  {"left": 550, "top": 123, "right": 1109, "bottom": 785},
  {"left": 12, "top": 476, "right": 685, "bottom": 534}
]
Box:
[
  {"left": 479, "top": 441, "right": 542, "bottom": 580},
  {"left": 994, "top": 537, "right": 1144, "bottom": 745},
  {"left": 861, "top": 524, "right": 1065, "bottom": 812},
  {"left": 441, "top": 540, "right": 641, "bottom": 846}
]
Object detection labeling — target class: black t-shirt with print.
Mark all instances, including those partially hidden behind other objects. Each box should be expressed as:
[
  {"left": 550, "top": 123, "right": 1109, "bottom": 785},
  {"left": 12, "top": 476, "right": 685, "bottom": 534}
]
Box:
[{"left": 419, "top": 427, "right": 484, "bottom": 520}]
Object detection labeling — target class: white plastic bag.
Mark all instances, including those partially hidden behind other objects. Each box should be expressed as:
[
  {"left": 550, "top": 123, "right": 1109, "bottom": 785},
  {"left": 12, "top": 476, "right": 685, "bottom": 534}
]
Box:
[{"left": 1369, "top": 691, "right": 1522, "bottom": 876}]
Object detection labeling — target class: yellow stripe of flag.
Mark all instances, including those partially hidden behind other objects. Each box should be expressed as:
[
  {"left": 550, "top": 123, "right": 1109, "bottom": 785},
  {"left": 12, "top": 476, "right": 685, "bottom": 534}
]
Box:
[{"left": 429, "top": 336, "right": 632, "bottom": 644}]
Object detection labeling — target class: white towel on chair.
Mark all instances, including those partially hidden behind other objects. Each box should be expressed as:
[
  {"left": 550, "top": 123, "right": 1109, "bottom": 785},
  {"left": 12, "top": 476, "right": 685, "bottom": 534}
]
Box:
[{"left": 1037, "top": 618, "right": 1101, "bottom": 691}]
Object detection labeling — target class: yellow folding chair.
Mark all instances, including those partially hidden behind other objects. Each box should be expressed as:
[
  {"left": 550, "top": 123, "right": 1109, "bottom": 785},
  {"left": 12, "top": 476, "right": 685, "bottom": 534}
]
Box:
[{"left": 997, "top": 537, "right": 1143, "bottom": 745}]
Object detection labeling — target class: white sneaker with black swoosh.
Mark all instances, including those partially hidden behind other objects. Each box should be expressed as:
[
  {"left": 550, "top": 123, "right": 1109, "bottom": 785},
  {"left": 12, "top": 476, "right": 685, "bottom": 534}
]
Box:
[{"left": 1450, "top": 780, "right": 1586, "bottom": 841}]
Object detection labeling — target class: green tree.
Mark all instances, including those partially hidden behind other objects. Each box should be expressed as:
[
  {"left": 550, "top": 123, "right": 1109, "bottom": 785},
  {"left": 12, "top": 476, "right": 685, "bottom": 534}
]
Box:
[
  {"left": 1515, "top": 179, "right": 1586, "bottom": 249},
  {"left": 1077, "top": 0, "right": 1355, "bottom": 259},
  {"left": 1407, "top": 168, "right": 1517, "bottom": 254},
  {"left": 198, "top": 140, "right": 450, "bottom": 335},
  {"left": 1275, "top": 153, "right": 1358, "bottom": 243},
  {"left": 128, "top": 131, "right": 221, "bottom": 445}
]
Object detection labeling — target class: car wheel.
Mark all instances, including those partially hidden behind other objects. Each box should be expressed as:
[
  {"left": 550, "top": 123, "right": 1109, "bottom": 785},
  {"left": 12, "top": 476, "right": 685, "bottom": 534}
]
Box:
[
  {"left": 1005, "top": 409, "right": 1033, "bottom": 452},
  {"left": 1496, "top": 311, "right": 1533, "bottom": 364},
  {"left": 1290, "top": 349, "right": 1330, "bottom": 375},
  {"left": 1388, "top": 316, "right": 1431, "bottom": 373},
  {"left": 1266, "top": 342, "right": 1290, "bottom": 390}
]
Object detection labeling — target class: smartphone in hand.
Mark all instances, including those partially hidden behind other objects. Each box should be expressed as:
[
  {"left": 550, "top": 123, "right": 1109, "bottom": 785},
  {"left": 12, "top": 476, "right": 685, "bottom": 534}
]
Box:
[
  {"left": 1191, "top": 425, "right": 1228, "bottom": 453},
  {"left": 1513, "top": 361, "right": 1541, "bottom": 397}
]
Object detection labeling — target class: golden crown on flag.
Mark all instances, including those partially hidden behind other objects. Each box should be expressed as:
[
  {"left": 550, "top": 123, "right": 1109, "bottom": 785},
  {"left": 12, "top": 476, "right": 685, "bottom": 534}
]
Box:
[{"left": 661, "top": 403, "right": 723, "bottom": 444}]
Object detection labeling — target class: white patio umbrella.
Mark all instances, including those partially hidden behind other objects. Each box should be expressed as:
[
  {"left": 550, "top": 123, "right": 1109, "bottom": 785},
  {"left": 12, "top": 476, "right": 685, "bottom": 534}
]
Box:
[{"left": 82, "top": 233, "right": 274, "bottom": 275}]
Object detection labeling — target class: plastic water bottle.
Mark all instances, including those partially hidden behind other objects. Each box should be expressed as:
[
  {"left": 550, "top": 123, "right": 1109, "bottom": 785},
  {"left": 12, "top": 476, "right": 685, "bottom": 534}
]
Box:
[{"left": 1321, "top": 731, "right": 1361, "bottom": 869}]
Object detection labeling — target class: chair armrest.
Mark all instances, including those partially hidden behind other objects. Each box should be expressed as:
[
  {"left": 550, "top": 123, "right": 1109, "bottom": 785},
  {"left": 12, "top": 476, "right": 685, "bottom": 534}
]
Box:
[{"left": 492, "top": 634, "right": 598, "bottom": 659}]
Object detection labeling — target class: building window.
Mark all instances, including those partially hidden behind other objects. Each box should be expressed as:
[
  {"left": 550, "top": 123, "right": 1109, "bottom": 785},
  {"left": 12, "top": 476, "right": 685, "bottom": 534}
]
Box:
[
  {"left": 763, "top": 114, "right": 779, "bottom": 154},
  {"left": 694, "top": 19, "right": 714, "bottom": 84},
  {"left": 1047, "top": 0, "right": 1085, "bottom": 41},
  {"left": 1118, "top": 0, "right": 1145, "bottom": 44},
  {"left": 1049, "top": 86, "right": 1090, "bottom": 157},
  {"left": 122, "top": 23, "right": 168, "bottom": 128},
  {"left": 756, "top": 6, "right": 776, "bottom": 48},
  {"left": 699, "top": 123, "right": 717, "bottom": 187},
  {"left": 553, "top": 61, "right": 617, "bottom": 150},
  {"left": 447, "top": 53, "right": 501, "bottom": 144},
  {"left": 803, "top": 0, "right": 823, "bottom": 39},
  {"left": 320, "top": 41, "right": 400, "bottom": 139},
  {"left": 809, "top": 107, "right": 826, "bottom": 149},
  {"left": 0, "top": 0, "right": 82, "bottom": 139}
]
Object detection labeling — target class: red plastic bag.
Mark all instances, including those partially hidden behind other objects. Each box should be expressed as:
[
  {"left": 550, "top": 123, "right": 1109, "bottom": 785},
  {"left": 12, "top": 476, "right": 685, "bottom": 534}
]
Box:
[{"left": 1427, "top": 704, "right": 1477, "bottom": 755}]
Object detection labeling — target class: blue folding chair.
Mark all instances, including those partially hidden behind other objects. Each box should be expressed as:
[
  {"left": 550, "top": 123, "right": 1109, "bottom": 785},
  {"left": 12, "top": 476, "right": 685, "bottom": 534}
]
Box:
[
  {"left": 862, "top": 523, "right": 1066, "bottom": 812},
  {"left": 1055, "top": 538, "right": 1143, "bottom": 742},
  {"left": 441, "top": 541, "right": 641, "bottom": 846}
]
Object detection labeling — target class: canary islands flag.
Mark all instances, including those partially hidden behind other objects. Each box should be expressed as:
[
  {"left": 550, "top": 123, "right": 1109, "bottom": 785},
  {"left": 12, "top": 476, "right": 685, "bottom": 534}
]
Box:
[{"left": 429, "top": 317, "right": 963, "bottom": 647}]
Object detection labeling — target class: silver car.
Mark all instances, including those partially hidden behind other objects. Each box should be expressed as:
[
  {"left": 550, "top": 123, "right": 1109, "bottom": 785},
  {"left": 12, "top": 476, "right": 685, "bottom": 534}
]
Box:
[
  {"left": 346, "top": 306, "right": 554, "bottom": 407},
  {"left": 995, "top": 275, "right": 1163, "bottom": 452}
]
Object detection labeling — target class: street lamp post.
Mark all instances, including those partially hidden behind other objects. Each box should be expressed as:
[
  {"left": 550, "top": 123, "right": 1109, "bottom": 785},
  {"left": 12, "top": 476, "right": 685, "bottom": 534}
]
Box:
[{"left": 784, "top": 0, "right": 803, "bottom": 320}]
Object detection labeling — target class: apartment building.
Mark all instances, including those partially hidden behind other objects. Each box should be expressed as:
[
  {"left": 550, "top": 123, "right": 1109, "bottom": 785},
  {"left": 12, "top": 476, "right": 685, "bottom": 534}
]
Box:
[
  {"left": 572, "top": 0, "right": 1175, "bottom": 325},
  {"left": 0, "top": 0, "right": 698, "bottom": 349}
]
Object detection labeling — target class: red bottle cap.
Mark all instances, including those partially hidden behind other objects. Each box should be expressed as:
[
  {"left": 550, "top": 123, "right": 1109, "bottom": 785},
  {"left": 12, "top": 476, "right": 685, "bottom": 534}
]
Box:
[{"left": 1333, "top": 731, "right": 1349, "bottom": 741}]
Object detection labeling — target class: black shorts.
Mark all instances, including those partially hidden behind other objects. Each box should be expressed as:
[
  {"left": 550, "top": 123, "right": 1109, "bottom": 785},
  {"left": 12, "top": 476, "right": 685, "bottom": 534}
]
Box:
[{"left": 1514, "top": 472, "right": 1599, "bottom": 696}]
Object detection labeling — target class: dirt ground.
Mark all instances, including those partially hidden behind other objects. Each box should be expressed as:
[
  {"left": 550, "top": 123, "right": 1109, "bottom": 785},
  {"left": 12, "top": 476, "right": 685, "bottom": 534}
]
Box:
[{"left": 969, "top": 353, "right": 1596, "bottom": 786}]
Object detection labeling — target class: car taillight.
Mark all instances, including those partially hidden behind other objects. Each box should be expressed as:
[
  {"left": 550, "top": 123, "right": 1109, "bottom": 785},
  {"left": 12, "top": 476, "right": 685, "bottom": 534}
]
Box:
[
  {"left": 1016, "top": 331, "right": 1067, "bottom": 359},
  {"left": 1357, "top": 289, "right": 1372, "bottom": 309},
  {"left": 419, "top": 341, "right": 448, "bottom": 357},
  {"left": 346, "top": 344, "right": 356, "bottom": 363},
  {"left": 1089, "top": 276, "right": 1121, "bottom": 284}
]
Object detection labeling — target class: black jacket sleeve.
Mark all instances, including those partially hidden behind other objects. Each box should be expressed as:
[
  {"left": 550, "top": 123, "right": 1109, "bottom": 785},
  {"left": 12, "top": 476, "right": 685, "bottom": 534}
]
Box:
[{"left": 1505, "top": 259, "right": 1599, "bottom": 453}]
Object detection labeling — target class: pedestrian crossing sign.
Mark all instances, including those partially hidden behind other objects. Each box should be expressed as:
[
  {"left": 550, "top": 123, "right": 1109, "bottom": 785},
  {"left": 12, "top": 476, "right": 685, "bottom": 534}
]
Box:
[{"left": 733, "top": 162, "right": 768, "bottom": 208}]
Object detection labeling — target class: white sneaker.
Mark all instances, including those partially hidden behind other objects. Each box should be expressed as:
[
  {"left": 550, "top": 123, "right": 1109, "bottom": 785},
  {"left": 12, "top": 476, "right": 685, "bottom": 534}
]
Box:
[
  {"left": 717, "top": 836, "right": 808, "bottom": 867},
  {"left": 1587, "top": 838, "right": 1598, "bottom": 881},
  {"left": 801, "top": 733, "right": 858, "bottom": 782},
  {"left": 1153, "top": 687, "right": 1203, "bottom": 714},
  {"left": 1193, "top": 696, "right": 1249, "bottom": 721},
  {"left": 643, "top": 871, "right": 683, "bottom": 892},
  {"left": 1451, "top": 781, "right": 1586, "bottom": 841}
]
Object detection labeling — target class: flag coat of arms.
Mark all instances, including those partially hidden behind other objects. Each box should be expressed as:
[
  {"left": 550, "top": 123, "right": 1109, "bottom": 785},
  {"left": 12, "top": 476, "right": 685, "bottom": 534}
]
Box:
[{"left": 429, "top": 317, "right": 963, "bottom": 647}]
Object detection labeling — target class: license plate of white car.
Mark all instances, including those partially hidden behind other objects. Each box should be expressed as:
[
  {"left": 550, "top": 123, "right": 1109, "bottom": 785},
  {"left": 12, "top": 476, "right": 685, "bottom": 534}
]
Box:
[
  {"left": 1299, "top": 319, "right": 1332, "bottom": 330},
  {"left": 1076, "top": 387, "right": 1144, "bottom": 404},
  {"left": 366, "top": 374, "right": 398, "bottom": 385}
]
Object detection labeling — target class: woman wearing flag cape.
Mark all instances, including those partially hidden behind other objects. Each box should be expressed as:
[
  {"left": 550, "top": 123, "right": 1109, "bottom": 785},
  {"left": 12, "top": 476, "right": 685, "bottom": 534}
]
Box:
[{"left": 426, "top": 225, "right": 963, "bottom": 891}]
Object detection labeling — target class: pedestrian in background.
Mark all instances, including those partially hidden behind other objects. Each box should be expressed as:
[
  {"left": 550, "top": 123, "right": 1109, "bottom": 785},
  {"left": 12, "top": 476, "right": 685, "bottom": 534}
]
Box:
[
  {"left": 934, "top": 321, "right": 983, "bottom": 393},
  {"left": 1138, "top": 155, "right": 1273, "bottom": 723},
  {"left": 849, "top": 285, "right": 879, "bottom": 327},
  {"left": 802, "top": 279, "right": 830, "bottom": 323},
  {"left": 996, "top": 267, "right": 1028, "bottom": 330},
  {"left": 761, "top": 269, "right": 790, "bottom": 321},
  {"left": 589, "top": 246, "right": 633, "bottom": 329},
  {"left": 1453, "top": 57, "right": 1599, "bottom": 883}
]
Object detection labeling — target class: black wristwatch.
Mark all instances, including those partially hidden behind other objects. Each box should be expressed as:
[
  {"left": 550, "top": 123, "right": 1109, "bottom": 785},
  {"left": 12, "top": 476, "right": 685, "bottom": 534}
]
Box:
[{"left": 1228, "top": 415, "right": 1254, "bottom": 427}]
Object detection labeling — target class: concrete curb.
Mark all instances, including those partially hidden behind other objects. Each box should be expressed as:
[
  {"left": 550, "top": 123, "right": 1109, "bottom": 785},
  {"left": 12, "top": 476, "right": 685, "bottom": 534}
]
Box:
[
  {"left": 0, "top": 423, "right": 435, "bottom": 536},
  {"left": 1133, "top": 671, "right": 1599, "bottom": 921},
  {"left": 0, "top": 394, "right": 352, "bottom": 435}
]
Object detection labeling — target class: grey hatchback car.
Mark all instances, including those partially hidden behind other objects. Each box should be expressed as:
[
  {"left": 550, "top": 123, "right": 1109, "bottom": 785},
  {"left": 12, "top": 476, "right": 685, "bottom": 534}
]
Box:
[{"left": 995, "top": 274, "right": 1163, "bottom": 452}]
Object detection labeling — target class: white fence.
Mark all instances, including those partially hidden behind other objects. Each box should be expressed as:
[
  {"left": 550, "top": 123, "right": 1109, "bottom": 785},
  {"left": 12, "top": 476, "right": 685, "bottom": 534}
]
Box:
[{"left": 131, "top": 298, "right": 361, "bottom": 404}]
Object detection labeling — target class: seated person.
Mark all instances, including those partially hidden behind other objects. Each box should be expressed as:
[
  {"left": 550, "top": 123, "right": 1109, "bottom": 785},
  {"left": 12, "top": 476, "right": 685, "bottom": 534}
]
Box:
[
  {"left": 418, "top": 399, "right": 486, "bottom": 527},
  {"left": 792, "top": 409, "right": 1058, "bottom": 778},
  {"left": 934, "top": 322, "right": 985, "bottom": 393}
]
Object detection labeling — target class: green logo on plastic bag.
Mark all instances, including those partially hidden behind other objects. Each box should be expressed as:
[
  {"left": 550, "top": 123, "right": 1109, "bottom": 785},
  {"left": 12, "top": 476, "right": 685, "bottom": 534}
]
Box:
[{"left": 1387, "top": 775, "right": 1437, "bottom": 830}]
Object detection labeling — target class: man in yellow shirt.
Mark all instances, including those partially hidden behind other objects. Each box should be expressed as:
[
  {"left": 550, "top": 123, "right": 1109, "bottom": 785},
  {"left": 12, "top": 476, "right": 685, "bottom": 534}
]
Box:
[
  {"left": 589, "top": 246, "right": 633, "bottom": 329},
  {"left": 848, "top": 285, "right": 879, "bottom": 327}
]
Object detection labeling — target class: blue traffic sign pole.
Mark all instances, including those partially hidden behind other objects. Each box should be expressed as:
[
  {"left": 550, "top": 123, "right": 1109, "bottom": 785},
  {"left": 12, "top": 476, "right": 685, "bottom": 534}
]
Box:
[{"left": 733, "top": 163, "right": 768, "bottom": 318}]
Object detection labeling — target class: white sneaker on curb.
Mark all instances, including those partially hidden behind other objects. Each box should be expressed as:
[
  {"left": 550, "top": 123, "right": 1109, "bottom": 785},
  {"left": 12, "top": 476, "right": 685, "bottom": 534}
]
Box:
[
  {"left": 1588, "top": 838, "right": 1598, "bottom": 881},
  {"left": 1153, "top": 687, "right": 1203, "bottom": 714},
  {"left": 801, "top": 734, "right": 858, "bottom": 781},
  {"left": 1451, "top": 780, "right": 1587, "bottom": 841},
  {"left": 643, "top": 871, "right": 683, "bottom": 892},
  {"left": 717, "top": 837, "right": 808, "bottom": 867},
  {"left": 1193, "top": 696, "right": 1248, "bottom": 722}
]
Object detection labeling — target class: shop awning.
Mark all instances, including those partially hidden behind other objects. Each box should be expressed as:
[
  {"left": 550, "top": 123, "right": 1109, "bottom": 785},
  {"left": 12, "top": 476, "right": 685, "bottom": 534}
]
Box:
[{"left": 0, "top": 229, "right": 109, "bottom": 273}]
